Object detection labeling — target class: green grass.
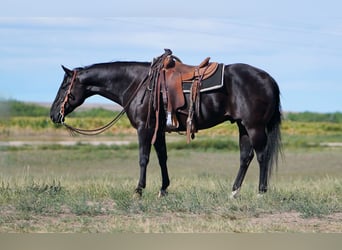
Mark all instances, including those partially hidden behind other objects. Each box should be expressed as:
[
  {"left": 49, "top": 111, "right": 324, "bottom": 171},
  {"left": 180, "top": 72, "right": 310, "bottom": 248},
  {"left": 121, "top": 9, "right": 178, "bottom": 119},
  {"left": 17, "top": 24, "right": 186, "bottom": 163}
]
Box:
[
  {"left": 1, "top": 175, "right": 340, "bottom": 217},
  {"left": 0, "top": 144, "right": 341, "bottom": 232},
  {"left": 0, "top": 175, "right": 340, "bottom": 232},
  {"left": 0, "top": 108, "right": 341, "bottom": 232}
]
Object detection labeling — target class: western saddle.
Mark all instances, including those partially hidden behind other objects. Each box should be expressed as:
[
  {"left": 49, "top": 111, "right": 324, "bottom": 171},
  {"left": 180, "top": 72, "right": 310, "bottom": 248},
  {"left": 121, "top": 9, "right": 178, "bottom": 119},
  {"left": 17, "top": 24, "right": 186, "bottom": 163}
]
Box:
[
  {"left": 158, "top": 51, "right": 219, "bottom": 141},
  {"left": 148, "top": 49, "right": 220, "bottom": 144}
]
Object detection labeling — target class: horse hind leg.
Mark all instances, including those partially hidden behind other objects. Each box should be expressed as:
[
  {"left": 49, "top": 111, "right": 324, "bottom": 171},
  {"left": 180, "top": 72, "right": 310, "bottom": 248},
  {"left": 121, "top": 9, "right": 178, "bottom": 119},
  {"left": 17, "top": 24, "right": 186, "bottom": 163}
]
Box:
[
  {"left": 247, "top": 126, "right": 269, "bottom": 194},
  {"left": 231, "top": 123, "right": 254, "bottom": 198}
]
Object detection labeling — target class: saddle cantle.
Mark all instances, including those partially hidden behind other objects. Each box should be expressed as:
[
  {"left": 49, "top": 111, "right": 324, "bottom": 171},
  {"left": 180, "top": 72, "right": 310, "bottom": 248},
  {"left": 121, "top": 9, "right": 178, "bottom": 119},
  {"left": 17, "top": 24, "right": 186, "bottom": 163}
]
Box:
[
  {"left": 163, "top": 56, "right": 219, "bottom": 82},
  {"left": 162, "top": 55, "right": 220, "bottom": 113}
]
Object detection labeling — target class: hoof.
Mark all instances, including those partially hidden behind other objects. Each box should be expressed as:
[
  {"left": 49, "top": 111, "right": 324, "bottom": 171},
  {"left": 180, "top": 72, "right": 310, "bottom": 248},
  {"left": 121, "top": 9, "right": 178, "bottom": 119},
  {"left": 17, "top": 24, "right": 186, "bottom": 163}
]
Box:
[
  {"left": 158, "top": 189, "right": 168, "bottom": 198},
  {"left": 230, "top": 189, "right": 240, "bottom": 199},
  {"left": 257, "top": 193, "right": 266, "bottom": 198},
  {"left": 133, "top": 188, "right": 143, "bottom": 199}
]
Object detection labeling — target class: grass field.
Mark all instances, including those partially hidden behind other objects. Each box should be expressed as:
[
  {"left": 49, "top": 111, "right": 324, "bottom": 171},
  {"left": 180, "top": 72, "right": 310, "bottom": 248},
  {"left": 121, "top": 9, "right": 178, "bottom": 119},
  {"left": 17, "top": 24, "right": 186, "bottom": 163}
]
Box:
[{"left": 0, "top": 115, "right": 341, "bottom": 232}]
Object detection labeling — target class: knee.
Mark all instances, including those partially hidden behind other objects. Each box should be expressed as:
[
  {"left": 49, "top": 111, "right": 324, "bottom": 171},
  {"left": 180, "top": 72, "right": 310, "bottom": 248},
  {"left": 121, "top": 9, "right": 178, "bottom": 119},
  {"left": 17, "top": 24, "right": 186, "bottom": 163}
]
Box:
[{"left": 139, "top": 155, "right": 149, "bottom": 167}]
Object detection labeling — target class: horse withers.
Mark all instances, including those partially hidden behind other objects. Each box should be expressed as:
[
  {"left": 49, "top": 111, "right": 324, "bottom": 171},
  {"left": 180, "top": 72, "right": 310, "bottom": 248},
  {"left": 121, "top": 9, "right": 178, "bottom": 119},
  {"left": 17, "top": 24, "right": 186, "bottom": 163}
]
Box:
[{"left": 50, "top": 50, "right": 282, "bottom": 198}]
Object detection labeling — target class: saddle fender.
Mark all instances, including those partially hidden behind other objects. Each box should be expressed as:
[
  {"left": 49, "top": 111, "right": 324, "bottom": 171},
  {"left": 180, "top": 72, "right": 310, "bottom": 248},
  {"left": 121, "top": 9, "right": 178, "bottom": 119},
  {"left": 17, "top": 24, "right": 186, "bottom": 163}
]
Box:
[{"left": 164, "top": 69, "right": 185, "bottom": 112}]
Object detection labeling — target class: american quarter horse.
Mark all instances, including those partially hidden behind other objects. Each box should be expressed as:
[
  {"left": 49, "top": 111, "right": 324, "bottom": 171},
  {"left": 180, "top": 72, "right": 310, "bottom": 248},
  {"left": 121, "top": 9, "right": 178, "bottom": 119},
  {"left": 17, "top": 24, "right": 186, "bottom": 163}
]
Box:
[{"left": 50, "top": 50, "right": 282, "bottom": 198}]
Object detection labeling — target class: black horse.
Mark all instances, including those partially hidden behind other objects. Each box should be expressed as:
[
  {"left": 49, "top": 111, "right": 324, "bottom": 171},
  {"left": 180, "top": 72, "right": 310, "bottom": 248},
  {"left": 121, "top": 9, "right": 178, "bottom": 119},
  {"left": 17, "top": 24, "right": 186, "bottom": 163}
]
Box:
[{"left": 50, "top": 51, "right": 282, "bottom": 198}]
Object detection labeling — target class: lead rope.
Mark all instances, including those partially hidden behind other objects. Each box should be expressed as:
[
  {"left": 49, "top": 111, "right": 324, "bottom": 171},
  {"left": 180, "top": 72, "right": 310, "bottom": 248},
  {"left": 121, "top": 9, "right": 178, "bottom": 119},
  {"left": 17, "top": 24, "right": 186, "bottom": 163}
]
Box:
[{"left": 63, "top": 109, "right": 126, "bottom": 136}]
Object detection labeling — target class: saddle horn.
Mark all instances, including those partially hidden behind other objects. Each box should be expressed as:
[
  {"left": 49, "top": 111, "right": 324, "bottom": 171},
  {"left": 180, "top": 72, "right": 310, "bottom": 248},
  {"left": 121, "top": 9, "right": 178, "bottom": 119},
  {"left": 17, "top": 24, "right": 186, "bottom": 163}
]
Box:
[{"left": 164, "top": 48, "right": 172, "bottom": 55}]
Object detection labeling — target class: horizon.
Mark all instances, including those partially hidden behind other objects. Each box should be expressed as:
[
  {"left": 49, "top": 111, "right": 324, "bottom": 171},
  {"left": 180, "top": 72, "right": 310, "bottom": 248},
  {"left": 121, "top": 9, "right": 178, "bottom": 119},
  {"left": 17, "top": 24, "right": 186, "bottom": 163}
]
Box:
[{"left": 2, "top": 99, "right": 342, "bottom": 114}]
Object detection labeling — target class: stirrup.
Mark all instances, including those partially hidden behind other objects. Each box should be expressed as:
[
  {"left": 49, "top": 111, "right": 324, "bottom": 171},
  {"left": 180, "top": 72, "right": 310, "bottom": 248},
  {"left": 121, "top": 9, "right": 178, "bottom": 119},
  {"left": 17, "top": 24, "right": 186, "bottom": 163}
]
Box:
[{"left": 166, "top": 112, "right": 178, "bottom": 131}]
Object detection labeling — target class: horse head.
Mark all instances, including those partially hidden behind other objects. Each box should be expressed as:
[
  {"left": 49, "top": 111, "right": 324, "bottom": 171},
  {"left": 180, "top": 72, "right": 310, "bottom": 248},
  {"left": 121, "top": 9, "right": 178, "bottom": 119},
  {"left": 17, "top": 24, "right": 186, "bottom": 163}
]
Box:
[{"left": 50, "top": 65, "right": 88, "bottom": 124}]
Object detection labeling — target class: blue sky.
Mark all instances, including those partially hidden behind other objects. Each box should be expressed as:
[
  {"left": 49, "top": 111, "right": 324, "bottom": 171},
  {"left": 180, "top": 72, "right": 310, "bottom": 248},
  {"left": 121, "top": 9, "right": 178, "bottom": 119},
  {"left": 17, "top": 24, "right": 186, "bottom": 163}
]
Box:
[{"left": 1, "top": 0, "right": 341, "bottom": 112}]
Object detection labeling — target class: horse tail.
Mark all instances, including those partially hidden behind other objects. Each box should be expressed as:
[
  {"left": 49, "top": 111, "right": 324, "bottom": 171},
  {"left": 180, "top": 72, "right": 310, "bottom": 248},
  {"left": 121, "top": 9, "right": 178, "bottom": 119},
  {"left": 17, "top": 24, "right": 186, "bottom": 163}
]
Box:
[{"left": 265, "top": 81, "right": 282, "bottom": 179}]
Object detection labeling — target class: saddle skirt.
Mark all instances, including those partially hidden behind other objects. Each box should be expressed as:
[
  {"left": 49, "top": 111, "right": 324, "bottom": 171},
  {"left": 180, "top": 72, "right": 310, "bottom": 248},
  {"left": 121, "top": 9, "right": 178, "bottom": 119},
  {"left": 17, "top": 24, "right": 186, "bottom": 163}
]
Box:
[
  {"left": 182, "top": 63, "right": 225, "bottom": 93},
  {"left": 163, "top": 56, "right": 225, "bottom": 111}
]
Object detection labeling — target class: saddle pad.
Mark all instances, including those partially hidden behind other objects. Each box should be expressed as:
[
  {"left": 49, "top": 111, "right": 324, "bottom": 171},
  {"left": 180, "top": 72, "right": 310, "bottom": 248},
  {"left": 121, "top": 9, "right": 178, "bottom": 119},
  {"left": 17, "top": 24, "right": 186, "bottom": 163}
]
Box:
[{"left": 182, "top": 63, "right": 225, "bottom": 93}]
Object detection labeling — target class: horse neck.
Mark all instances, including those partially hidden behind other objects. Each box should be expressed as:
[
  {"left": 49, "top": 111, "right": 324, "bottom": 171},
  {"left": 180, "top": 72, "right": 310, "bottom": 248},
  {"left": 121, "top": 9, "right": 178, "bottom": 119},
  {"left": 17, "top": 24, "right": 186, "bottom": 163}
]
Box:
[{"left": 81, "top": 62, "right": 149, "bottom": 106}]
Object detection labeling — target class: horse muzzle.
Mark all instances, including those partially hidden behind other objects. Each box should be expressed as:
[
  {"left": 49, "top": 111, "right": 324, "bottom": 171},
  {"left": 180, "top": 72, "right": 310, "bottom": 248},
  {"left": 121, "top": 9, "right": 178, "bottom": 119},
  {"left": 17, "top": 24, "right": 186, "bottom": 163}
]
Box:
[{"left": 50, "top": 112, "right": 65, "bottom": 124}]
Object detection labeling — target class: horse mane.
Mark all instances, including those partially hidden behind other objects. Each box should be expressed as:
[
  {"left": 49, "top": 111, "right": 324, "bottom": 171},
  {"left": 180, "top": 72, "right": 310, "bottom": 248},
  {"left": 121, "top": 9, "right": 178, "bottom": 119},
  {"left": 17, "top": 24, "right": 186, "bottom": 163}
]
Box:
[{"left": 76, "top": 61, "right": 150, "bottom": 71}]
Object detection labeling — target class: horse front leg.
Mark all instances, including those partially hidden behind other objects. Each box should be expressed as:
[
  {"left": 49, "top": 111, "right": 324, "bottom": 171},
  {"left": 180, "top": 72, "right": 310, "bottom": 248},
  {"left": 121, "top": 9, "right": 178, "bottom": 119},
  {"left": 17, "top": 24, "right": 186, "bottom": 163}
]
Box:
[
  {"left": 134, "top": 127, "right": 153, "bottom": 198},
  {"left": 153, "top": 131, "right": 170, "bottom": 197}
]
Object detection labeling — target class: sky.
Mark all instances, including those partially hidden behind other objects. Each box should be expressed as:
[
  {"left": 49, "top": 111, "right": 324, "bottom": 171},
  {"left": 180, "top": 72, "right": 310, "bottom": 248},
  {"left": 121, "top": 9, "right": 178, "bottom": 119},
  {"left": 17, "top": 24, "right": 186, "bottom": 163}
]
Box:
[{"left": 1, "top": 0, "right": 341, "bottom": 112}]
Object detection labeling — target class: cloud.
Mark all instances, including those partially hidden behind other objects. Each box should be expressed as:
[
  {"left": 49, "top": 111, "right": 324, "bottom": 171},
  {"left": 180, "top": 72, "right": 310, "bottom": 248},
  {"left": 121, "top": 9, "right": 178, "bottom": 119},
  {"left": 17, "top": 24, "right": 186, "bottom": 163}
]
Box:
[
  {"left": 5, "top": 1, "right": 342, "bottom": 18},
  {"left": 0, "top": 15, "right": 341, "bottom": 111}
]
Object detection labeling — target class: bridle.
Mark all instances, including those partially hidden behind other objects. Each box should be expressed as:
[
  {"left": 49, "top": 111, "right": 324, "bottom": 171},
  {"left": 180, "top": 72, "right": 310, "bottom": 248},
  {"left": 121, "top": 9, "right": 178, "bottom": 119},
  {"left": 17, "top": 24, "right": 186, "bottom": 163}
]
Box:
[
  {"left": 60, "top": 70, "right": 78, "bottom": 120},
  {"left": 59, "top": 69, "right": 149, "bottom": 136}
]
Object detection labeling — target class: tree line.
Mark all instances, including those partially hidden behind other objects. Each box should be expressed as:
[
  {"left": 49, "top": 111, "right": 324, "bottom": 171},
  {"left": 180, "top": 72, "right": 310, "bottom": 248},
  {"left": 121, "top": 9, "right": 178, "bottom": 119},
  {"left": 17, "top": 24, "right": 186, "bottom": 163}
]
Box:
[{"left": 1, "top": 100, "right": 341, "bottom": 123}]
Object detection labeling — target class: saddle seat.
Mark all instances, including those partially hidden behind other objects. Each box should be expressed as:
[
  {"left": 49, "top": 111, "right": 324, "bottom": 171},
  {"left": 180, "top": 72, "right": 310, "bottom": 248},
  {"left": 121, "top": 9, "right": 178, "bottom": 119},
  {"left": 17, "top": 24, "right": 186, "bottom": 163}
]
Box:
[{"left": 163, "top": 56, "right": 219, "bottom": 81}]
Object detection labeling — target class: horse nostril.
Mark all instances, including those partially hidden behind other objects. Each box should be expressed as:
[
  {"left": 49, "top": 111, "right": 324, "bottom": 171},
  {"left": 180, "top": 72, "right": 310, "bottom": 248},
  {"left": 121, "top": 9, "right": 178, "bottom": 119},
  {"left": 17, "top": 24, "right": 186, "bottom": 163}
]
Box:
[{"left": 50, "top": 114, "right": 62, "bottom": 124}]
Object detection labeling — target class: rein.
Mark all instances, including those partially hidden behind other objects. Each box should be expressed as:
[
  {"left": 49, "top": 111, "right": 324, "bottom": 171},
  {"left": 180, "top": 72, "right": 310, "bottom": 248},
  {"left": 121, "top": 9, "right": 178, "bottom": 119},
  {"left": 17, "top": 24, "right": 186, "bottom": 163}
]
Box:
[
  {"left": 63, "top": 109, "right": 127, "bottom": 136},
  {"left": 60, "top": 72, "right": 149, "bottom": 136}
]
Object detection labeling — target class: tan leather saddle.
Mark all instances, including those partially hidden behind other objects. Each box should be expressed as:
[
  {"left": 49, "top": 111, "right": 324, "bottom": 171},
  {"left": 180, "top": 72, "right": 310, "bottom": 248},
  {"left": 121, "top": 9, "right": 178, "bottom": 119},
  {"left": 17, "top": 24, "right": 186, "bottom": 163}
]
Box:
[
  {"left": 162, "top": 55, "right": 219, "bottom": 112},
  {"left": 149, "top": 49, "right": 220, "bottom": 144}
]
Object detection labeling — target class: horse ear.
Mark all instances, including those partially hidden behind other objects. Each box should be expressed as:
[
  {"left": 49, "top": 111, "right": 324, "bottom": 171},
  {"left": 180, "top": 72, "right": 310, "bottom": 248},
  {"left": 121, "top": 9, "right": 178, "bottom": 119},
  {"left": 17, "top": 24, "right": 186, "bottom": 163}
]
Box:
[{"left": 61, "top": 65, "right": 73, "bottom": 76}]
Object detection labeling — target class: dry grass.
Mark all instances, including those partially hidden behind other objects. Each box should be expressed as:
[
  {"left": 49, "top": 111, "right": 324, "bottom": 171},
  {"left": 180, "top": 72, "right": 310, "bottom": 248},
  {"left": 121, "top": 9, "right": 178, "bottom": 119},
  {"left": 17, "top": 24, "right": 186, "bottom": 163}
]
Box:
[
  {"left": 1, "top": 117, "right": 341, "bottom": 232},
  {"left": 0, "top": 146, "right": 341, "bottom": 232}
]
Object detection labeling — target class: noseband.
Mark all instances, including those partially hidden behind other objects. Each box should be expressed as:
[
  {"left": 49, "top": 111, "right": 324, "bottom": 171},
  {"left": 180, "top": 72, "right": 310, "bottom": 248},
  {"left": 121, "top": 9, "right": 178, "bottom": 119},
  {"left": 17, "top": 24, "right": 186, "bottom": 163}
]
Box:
[{"left": 60, "top": 70, "right": 78, "bottom": 122}]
